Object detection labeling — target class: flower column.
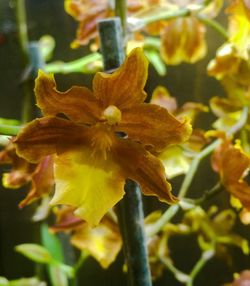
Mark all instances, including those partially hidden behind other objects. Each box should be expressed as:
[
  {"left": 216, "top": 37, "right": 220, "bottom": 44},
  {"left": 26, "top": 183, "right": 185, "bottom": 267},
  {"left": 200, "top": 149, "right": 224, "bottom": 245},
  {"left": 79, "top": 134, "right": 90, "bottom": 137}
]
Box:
[{"left": 98, "top": 18, "right": 152, "bottom": 286}]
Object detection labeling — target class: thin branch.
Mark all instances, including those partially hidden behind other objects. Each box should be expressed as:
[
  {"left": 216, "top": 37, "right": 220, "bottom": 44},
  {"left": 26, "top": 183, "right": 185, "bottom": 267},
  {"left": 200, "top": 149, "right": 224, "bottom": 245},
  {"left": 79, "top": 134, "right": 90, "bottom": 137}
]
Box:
[
  {"left": 197, "top": 15, "right": 228, "bottom": 40},
  {"left": 183, "top": 182, "right": 222, "bottom": 206},
  {"left": 186, "top": 250, "right": 214, "bottom": 286},
  {"left": 160, "top": 257, "right": 190, "bottom": 284},
  {"left": 146, "top": 204, "right": 180, "bottom": 237},
  {"left": 45, "top": 53, "right": 102, "bottom": 74}
]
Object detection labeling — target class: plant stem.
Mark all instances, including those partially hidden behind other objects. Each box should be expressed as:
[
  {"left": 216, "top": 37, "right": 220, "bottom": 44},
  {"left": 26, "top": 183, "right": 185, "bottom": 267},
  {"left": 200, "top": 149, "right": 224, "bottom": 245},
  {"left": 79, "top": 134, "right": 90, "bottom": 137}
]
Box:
[
  {"left": 178, "top": 139, "right": 220, "bottom": 198},
  {"left": 74, "top": 252, "right": 88, "bottom": 274},
  {"left": 160, "top": 256, "right": 189, "bottom": 284},
  {"left": 196, "top": 15, "right": 228, "bottom": 40},
  {"left": 187, "top": 250, "right": 214, "bottom": 286},
  {"left": 45, "top": 53, "right": 102, "bottom": 74},
  {"left": 146, "top": 204, "right": 180, "bottom": 237},
  {"left": 129, "top": 8, "right": 190, "bottom": 31},
  {"left": 15, "top": 0, "right": 29, "bottom": 61},
  {"left": 115, "top": 0, "right": 127, "bottom": 35},
  {"left": 184, "top": 182, "right": 222, "bottom": 206},
  {"left": 98, "top": 17, "right": 152, "bottom": 286},
  {"left": 14, "top": 0, "right": 34, "bottom": 123}
]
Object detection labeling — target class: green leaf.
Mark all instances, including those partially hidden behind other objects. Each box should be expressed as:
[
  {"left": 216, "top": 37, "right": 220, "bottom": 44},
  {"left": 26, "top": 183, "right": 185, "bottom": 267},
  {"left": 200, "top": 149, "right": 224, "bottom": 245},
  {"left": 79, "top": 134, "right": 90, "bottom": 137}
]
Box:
[
  {"left": 40, "top": 223, "right": 64, "bottom": 262},
  {"left": 41, "top": 224, "right": 69, "bottom": 286},
  {"left": 0, "top": 277, "right": 9, "bottom": 286},
  {"left": 9, "top": 277, "right": 46, "bottom": 286},
  {"left": 144, "top": 49, "right": 167, "bottom": 76},
  {"left": 15, "top": 244, "right": 53, "bottom": 264}
]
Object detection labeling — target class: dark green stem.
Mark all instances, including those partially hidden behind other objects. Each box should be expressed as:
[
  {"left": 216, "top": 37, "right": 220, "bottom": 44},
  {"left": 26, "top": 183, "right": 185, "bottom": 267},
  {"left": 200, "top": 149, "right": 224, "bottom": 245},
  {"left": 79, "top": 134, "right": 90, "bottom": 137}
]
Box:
[
  {"left": 118, "top": 181, "right": 152, "bottom": 286},
  {"left": 98, "top": 18, "right": 152, "bottom": 286},
  {"left": 98, "top": 18, "right": 124, "bottom": 71}
]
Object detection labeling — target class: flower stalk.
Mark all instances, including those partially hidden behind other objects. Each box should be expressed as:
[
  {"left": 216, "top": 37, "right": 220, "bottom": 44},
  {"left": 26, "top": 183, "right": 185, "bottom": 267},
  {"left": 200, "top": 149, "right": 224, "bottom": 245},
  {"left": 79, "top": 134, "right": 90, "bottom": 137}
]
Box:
[
  {"left": 186, "top": 250, "right": 215, "bottom": 286},
  {"left": 98, "top": 17, "right": 152, "bottom": 286},
  {"left": 14, "top": 0, "right": 33, "bottom": 123}
]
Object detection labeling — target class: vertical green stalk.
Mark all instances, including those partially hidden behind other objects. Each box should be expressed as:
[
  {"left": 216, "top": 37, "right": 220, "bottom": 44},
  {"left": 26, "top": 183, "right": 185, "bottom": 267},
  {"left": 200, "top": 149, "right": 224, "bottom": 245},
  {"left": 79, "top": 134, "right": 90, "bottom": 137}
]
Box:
[
  {"left": 115, "top": 0, "right": 127, "bottom": 35},
  {"left": 14, "top": 0, "right": 33, "bottom": 123},
  {"left": 98, "top": 18, "right": 152, "bottom": 286},
  {"left": 15, "top": 0, "right": 29, "bottom": 61}
]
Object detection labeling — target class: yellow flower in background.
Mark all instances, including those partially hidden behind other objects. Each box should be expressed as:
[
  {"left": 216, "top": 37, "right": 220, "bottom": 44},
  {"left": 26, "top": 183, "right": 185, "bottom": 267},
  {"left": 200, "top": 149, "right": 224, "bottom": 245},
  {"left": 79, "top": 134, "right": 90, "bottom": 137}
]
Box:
[
  {"left": 160, "top": 15, "right": 207, "bottom": 65},
  {"left": 150, "top": 85, "right": 208, "bottom": 178},
  {"left": 135, "top": 0, "right": 223, "bottom": 65},
  {"left": 227, "top": 0, "right": 250, "bottom": 59},
  {"left": 14, "top": 48, "right": 191, "bottom": 226}
]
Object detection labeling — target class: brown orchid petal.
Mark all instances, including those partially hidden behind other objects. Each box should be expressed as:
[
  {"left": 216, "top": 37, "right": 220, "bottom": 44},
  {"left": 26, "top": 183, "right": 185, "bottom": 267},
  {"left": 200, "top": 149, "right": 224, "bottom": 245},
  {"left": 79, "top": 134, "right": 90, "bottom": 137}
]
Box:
[
  {"left": 222, "top": 145, "right": 250, "bottom": 183},
  {"left": 73, "top": 10, "right": 111, "bottom": 47},
  {"left": 35, "top": 70, "right": 101, "bottom": 124},
  {"left": 229, "top": 270, "right": 250, "bottom": 286},
  {"left": 0, "top": 143, "right": 14, "bottom": 164},
  {"left": 212, "top": 139, "right": 250, "bottom": 209},
  {"left": 93, "top": 48, "right": 148, "bottom": 109},
  {"left": 65, "top": 0, "right": 144, "bottom": 47},
  {"left": 228, "top": 182, "right": 250, "bottom": 210},
  {"left": 112, "top": 138, "right": 177, "bottom": 204},
  {"left": 19, "top": 156, "right": 54, "bottom": 208},
  {"left": 14, "top": 117, "right": 91, "bottom": 163},
  {"left": 51, "top": 206, "right": 84, "bottom": 232},
  {"left": 118, "top": 103, "right": 192, "bottom": 151},
  {"left": 2, "top": 170, "right": 31, "bottom": 189},
  {"left": 65, "top": 0, "right": 112, "bottom": 46},
  {"left": 0, "top": 142, "right": 37, "bottom": 189}
]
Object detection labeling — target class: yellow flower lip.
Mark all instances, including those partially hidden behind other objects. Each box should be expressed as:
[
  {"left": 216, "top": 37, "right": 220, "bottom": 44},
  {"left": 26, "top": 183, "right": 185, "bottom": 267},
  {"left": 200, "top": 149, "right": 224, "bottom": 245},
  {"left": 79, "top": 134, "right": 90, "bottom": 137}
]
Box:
[{"left": 102, "top": 105, "right": 122, "bottom": 125}]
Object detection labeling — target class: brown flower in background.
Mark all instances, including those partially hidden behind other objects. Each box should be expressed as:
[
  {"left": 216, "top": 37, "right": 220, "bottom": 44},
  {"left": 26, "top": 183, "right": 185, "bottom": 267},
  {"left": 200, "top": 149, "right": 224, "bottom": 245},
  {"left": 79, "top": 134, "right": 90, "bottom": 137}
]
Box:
[
  {"left": 212, "top": 137, "right": 250, "bottom": 210},
  {"left": 0, "top": 142, "right": 54, "bottom": 208},
  {"left": 65, "top": 0, "right": 144, "bottom": 47}
]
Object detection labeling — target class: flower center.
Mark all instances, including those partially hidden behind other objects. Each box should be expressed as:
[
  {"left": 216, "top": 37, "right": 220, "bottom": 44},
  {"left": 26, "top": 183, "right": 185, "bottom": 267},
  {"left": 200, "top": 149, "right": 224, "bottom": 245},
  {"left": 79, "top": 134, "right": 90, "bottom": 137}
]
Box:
[{"left": 102, "top": 105, "right": 121, "bottom": 125}]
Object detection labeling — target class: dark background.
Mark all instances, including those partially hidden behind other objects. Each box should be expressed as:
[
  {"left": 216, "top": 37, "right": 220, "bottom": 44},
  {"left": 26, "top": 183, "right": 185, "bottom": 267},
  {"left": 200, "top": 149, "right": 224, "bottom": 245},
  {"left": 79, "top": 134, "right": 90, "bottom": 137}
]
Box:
[{"left": 0, "top": 1, "right": 249, "bottom": 285}]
